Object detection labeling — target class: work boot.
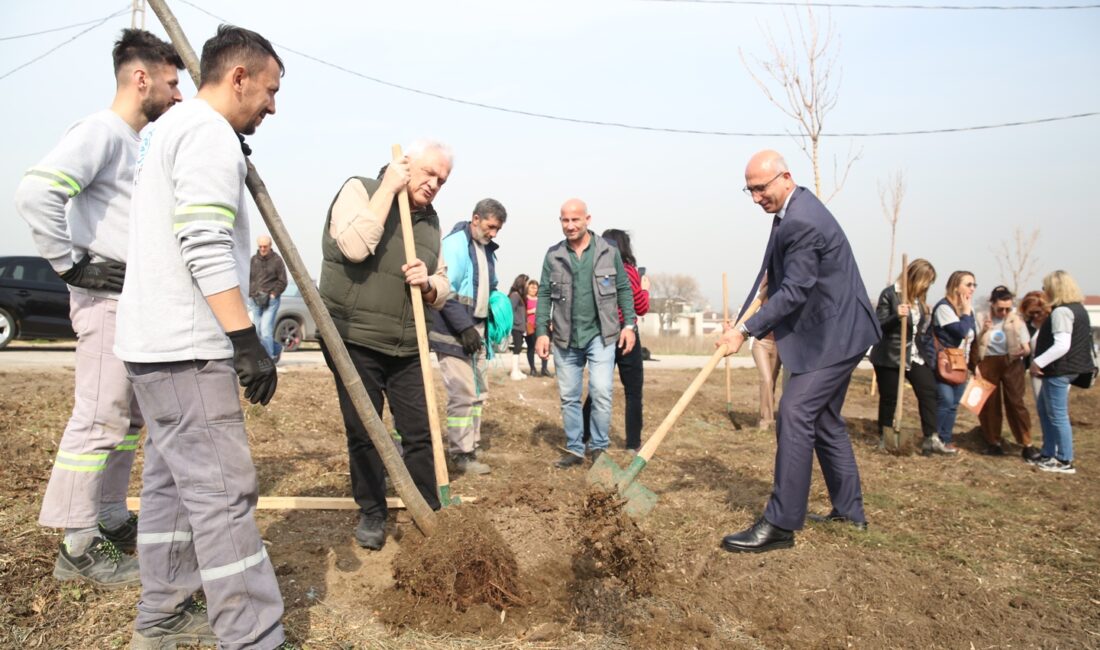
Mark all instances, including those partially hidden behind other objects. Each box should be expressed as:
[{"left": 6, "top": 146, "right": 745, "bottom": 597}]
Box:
[
  {"left": 53, "top": 537, "right": 140, "bottom": 588},
  {"left": 451, "top": 452, "right": 491, "bottom": 475},
  {"left": 554, "top": 453, "right": 584, "bottom": 469},
  {"left": 354, "top": 514, "right": 386, "bottom": 550},
  {"left": 99, "top": 512, "right": 139, "bottom": 555},
  {"left": 130, "top": 599, "right": 215, "bottom": 649},
  {"left": 587, "top": 448, "right": 606, "bottom": 466}
]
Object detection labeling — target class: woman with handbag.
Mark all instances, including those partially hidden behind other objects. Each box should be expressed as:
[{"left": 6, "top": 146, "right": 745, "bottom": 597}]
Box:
[
  {"left": 931, "top": 270, "right": 977, "bottom": 454},
  {"left": 870, "top": 259, "right": 941, "bottom": 453},
  {"left": 1029, "top": 270, "right": 1094, "bottom": 475}
]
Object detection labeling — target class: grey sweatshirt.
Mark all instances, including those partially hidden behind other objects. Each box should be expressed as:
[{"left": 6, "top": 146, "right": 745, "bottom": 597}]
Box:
[
  {"left": 14, "top": 109, "right": 140, "bottom": 297},
  {"left": 115, "top": 99, "right": 251, "bottom": 363}
]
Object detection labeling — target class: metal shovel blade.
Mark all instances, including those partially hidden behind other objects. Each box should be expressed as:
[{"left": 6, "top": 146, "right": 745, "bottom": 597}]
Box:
[{"left": 586, "top": 452, "right": 658, "bottom": 518}]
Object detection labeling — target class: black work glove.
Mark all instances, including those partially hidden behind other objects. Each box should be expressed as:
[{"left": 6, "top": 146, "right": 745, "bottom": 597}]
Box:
[
  {"left": 59, "top": 255, "right": 126, "bottom": 292},
  {"left": 237, "top": 133, "right": 252, "bottom": 157},
  {"left": 459, "top": 327, "right": 483, "bottom": 357},
  {"left": 227, "top": 327, "right": 277, "bottom": 405}
]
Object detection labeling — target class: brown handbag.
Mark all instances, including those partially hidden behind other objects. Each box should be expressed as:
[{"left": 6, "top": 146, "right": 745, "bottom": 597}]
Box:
[{"left": 934, "top": 336, "right": 968, "bottom": 385}]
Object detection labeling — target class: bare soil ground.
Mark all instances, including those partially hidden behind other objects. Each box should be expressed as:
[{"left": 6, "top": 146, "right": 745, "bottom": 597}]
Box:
[{"left": 1, "top": 361, "right": 1098, "bottom": 649}]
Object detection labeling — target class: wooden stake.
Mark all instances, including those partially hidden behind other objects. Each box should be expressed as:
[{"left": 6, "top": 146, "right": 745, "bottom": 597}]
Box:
[
  {"left": 723, "top": 272, "right": 732, "bottom": 415},
  {"left": 127, "top": 496, "right": 475, "bottom": 511},
  {"left": 145, "top": 0, "right": 436, "bottom": 535}
]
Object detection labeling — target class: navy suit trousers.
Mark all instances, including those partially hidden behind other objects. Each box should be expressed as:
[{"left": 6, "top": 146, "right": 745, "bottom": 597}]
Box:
[{"left": 764, "top": 352, "right": 866, "bottom": 530}]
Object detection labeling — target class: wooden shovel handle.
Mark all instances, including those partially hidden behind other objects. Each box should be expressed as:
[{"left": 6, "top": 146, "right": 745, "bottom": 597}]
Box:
[
  {"left": 392, "top": 145, "right": 451, "bottom": 495},
  {"left": 893, "top": 254, "right": 909, "bottom": 433},
  {"left": 637, "top": 299, "right": 762, "bottom": 462}
]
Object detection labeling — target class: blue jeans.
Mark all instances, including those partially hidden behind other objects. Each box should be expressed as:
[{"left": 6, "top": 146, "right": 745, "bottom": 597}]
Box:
[
  {"left": 553, "top": 336, "right": 616, "bottom": 456},
  {"left": 1037, "top": 374, "right": 1073, "bottom": 462},
  {"left": 248, "top": 295, "right": 281, "bottom": 359},
  {"left": 935, "top": 379, "right": 966, "bottom": 444}
]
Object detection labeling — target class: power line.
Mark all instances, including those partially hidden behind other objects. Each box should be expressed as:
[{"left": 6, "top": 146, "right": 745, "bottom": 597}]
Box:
[
  {"left": 640, "top": 0, "right": 1100, "bottom": 9},
  {"left": 178, "top": 0, "right": 1099, "bottom": 138},
  {"left": 0, "top": 9, "right": 129, "bottom": 81},
  {"left": 0, "top": 7, "right": 129, "bottom": 42}
]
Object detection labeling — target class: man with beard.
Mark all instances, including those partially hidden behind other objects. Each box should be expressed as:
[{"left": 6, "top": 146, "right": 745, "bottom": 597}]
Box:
[
  {"left": 15, "top": 28, "right": 183, "bottom": 587},
  {"left": 430, "top": 198, "right": 508, "bottom": 475}
]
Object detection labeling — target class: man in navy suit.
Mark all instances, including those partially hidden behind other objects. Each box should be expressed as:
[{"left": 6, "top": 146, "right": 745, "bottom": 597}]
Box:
[{"left": 718, "top": 150, "right": 881, "bottom": 553}]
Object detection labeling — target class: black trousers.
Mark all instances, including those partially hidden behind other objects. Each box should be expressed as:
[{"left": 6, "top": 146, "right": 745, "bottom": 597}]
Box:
[
  {"left": 583, "top": 334, "right": 644, "bottom": 449},
  {"left": 873, "top": 362, "right": 937, "bottom": 438},
  {"left": 321, "top": 340, "right": 440, "bottom": 519},
  {"left": 524, "top": 332, "right": 546, "bottom": 373}
]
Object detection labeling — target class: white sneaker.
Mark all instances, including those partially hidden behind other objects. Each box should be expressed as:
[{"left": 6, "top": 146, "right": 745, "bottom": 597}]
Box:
[
  {"left": 510, "top": 369, "right": 527, "bottom": 381},
  {"left": 1038, "top": 457, "right": 1076, "bottom": 474},
  {"left": 927, "top": 436, "right": 958, "bottom": 455}
]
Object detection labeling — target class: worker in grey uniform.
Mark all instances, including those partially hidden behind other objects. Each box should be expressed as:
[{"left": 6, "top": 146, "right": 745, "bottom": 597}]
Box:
[
  {"left": 14, "top": 29, "right": 183, "bottom": 587},
  {"left": 115, "top": 25, "right": 291, "bottom": 650}
]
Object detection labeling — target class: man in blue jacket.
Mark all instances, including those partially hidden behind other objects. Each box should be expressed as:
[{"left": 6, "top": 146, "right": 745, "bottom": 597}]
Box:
[
  {"left": 430, "top": 199, "right": 507, "bottom": 474},
  {"left": 718, "top": 150, "right": 881, "bottom": 553}
]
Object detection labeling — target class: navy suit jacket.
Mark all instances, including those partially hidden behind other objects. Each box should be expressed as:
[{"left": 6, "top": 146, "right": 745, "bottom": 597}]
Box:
[{"left": 743, "top": 187, "right": 881, "bottom": 374}]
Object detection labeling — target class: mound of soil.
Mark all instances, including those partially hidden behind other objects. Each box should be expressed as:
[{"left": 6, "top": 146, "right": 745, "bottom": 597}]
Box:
[
  {"left": 567, "top": 487, "right": 661, "bottom": 635},
  {"left": 390, "top": 506, "right": 527, "bottom": 612},
  {"left": 573, "top": 487, "right": 658, "bottom": 596}
]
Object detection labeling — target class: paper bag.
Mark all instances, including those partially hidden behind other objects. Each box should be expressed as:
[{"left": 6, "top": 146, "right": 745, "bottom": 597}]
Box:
[{"left": 961, "top": 377, "right": 996, "bottom": 415}]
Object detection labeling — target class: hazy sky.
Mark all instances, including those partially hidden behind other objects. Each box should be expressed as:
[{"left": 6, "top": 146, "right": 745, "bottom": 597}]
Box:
[{"left": 2, "top": 1, "right": 1098, "bottom": 312}]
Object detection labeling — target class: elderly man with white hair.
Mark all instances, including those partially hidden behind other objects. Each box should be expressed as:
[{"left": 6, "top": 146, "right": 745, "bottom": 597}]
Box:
[{"left": 318, "top": 140, "right": 452, "bottom": 550}]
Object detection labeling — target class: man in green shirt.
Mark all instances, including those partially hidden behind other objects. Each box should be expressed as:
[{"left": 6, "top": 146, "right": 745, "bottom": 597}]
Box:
[{"left": 535, "top": 198, "right": 636, "bottom": 468}]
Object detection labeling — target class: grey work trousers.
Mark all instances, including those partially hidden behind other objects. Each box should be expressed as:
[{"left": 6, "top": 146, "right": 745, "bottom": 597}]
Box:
[
  {"left": 126, "top": 359, "right": 285, "bottom": 650},
  {"left": 437, "top": 351, "right": 487, "bottom": 455},
  {"left": 39, "top": 293, "right": 143, "bottom": 528}
]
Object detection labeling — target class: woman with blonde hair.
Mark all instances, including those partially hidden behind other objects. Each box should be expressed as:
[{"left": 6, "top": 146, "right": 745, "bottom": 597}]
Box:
[
  {"left": 869, "top": 258, "right": 940, "bottom": 452},
  {"left": 931, "top": 270, "right": 978, "bottom": 454},
  {"left": 1029, "top": 270, "right": 1094, "bottom": 474}
]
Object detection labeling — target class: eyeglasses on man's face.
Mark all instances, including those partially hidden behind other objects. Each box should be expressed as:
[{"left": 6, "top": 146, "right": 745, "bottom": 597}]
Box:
[{"left": 743, "top": 172, "right": 784, "bottom": 197}]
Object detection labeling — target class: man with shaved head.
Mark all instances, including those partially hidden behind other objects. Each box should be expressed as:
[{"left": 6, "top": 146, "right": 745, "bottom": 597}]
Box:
[
  {"left": 717, "top": 150, "right": 880, "bottom": 553},
  {"left": 249, "top": 234, "right": 288, "bottom": 358},
  {"left": 535, "top": 199, "right": 637, "bottom": 469}
]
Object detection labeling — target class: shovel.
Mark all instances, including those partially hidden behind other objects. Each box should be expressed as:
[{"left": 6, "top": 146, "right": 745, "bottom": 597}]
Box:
[
  {"left": 890, "top": 253, "right": 909, "bottom": 451},
  {"left": 392, "top": 145, "right": 459, "bottom": 507},
  {"left": 588, "top": 300, "right": 761, "bottom": 517}
]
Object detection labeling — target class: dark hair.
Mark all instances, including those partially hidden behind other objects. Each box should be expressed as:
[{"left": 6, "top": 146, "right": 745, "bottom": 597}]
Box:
[
  {"left": 600, "top": 229, "right": 636, "bottom": 267},
  {"left": 199, "top": 24, "right": 284, "bottom": 88},
  {"left": 113, "top": 28, "right": 184, "bottom": 75},
  {"left": 473, "top": 198, "right": 507, "bottom": 224},
  {"left": 989, "top": 285, "right": 1014, "bottom": 302},
  {"left": 509, "top": 274, "right": 529, "bottom": 298}
]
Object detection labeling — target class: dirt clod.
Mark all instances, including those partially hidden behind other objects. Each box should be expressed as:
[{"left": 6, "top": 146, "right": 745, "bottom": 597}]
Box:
[{"left": 390, "top": 506, "right": 527, "bottom": 612}]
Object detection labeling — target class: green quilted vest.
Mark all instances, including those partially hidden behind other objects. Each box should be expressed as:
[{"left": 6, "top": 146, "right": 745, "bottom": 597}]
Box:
[{"left": 319, "top": 177, "right": 441, "bottom": 357}]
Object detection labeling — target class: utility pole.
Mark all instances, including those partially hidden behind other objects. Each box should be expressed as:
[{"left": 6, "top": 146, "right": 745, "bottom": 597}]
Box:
[{"left": 131, "top": 0, "right": 147, "bottom": 29}]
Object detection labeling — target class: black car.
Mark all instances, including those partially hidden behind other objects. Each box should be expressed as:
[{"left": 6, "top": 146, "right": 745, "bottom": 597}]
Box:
[{"left": 0, "top": 256, "right": 74, "bottom": 349}]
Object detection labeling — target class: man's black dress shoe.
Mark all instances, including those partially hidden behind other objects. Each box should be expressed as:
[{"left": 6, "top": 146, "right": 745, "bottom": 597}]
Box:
[
  {"left": 721, "top": 518, "right": 794, "bottom": 553},
  {"left": 806, "top": 511, "right": 868, "bottom": 531}
]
